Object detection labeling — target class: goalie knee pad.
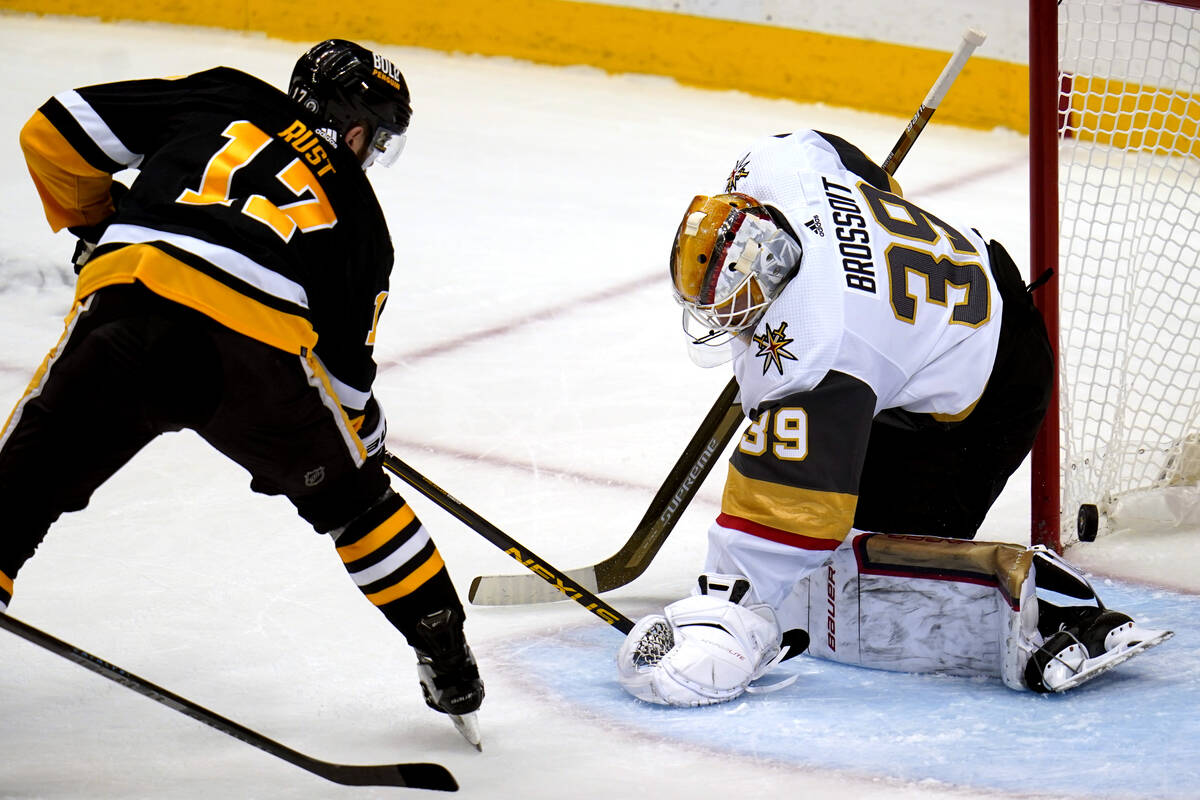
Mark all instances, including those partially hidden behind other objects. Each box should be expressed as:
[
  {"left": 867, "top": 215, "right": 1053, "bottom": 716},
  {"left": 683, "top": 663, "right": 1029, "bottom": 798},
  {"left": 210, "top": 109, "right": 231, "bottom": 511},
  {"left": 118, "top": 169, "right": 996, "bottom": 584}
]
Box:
[
  {"left": 616, "top": 573, "right": 782, "bottom": 707},
  {"left": 783, "top": 532, "right": 1170, "bottom": 692}
]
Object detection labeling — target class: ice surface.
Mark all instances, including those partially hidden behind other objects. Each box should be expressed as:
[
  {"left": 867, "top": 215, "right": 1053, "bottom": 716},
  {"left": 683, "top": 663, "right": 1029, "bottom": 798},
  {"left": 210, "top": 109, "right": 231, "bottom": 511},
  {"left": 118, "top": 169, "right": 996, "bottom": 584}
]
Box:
[{"left": 0, "top": 14, "right": 1194, "bottom": 800}]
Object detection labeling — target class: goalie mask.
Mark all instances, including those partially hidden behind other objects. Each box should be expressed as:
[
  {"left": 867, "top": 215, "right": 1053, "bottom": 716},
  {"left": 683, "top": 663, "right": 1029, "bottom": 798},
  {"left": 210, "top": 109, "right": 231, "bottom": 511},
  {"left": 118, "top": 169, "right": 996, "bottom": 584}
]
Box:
[{"left": 669, "top": 193, "right": 803, "bottom": 365}]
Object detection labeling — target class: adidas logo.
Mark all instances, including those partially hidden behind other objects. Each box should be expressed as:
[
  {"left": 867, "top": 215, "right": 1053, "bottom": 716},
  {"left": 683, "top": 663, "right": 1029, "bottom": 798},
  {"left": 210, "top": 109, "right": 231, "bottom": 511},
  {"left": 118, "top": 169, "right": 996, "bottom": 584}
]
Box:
[{"left": 804, "top": 215, "right": 824, "bottom": 237}]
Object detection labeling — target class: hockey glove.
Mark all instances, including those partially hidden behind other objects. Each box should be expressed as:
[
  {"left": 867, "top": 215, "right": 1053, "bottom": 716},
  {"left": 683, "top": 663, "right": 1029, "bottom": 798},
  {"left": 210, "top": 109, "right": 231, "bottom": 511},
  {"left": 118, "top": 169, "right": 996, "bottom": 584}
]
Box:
[
  {"left": 347, "top": 394, "right": 388, "bottom": 457},
  {"left": 616, "top": 573, "right": 786, "bottom": 706}
]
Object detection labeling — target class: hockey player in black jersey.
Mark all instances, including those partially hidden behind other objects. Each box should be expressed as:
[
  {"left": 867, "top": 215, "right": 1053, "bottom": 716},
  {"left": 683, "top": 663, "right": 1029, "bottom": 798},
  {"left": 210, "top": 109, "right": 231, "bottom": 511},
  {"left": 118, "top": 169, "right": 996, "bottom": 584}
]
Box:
[{"left": 1, "top": 39, "right": 483, "bottom": 746}]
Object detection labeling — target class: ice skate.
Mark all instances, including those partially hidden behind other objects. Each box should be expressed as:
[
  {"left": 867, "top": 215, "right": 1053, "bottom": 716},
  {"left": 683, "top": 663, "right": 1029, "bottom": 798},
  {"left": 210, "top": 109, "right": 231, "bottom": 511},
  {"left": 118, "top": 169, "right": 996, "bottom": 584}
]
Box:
[
  {"left": 1025, "top": 607, "right": 1173, "bottom": 693},
  {"left": 413, "top": 609, "right": 485, "bottom": 750}
]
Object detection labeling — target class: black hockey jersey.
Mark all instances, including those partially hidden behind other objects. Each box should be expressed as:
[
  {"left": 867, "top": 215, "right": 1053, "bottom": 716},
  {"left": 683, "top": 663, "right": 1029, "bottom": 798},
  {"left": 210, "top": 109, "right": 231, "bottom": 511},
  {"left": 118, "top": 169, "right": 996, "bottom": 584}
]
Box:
[{"left": 19, "top": 67, "right": 393, "bottom": 411}]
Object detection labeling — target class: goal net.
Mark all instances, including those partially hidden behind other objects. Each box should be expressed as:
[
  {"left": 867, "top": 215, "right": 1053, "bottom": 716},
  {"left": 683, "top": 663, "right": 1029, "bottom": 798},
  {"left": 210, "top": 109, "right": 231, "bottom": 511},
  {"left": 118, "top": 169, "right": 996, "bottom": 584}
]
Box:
[{"left": 1030, "top": 0, "right": 1200, "bottom": 549}]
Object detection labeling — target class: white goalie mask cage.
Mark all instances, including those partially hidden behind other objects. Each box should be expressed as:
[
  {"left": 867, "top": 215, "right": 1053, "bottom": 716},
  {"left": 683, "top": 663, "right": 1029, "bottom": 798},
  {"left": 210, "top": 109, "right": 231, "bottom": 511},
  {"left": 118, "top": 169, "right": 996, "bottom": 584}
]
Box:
[{"left": 669, "top": 194, "right": 803, "bottom": 367}]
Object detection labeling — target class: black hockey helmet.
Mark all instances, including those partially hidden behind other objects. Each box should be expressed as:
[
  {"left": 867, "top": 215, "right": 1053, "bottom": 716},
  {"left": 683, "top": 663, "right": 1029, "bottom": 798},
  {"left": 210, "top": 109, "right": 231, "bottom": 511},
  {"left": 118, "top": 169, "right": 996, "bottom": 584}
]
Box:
[{"left": 290, "top": 39, "right": 412, "bottom": 167}]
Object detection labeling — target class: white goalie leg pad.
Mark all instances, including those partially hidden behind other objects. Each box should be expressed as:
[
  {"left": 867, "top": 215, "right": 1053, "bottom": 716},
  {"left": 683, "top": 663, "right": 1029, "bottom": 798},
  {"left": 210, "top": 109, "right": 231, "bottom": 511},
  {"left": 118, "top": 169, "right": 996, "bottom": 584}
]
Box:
[
  {"left": 786, "top": 530, "right": 1037, "bottom": 683},
  {"left": 617, "top": 577, "right": 782, "bottom": 707}
]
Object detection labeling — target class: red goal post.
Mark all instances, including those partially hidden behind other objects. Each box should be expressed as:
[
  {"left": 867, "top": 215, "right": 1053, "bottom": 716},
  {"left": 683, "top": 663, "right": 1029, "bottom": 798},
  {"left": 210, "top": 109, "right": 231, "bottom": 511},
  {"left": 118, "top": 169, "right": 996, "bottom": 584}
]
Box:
[{"left": 1029, "top": 0, "right": 1200, "bottom": 551}]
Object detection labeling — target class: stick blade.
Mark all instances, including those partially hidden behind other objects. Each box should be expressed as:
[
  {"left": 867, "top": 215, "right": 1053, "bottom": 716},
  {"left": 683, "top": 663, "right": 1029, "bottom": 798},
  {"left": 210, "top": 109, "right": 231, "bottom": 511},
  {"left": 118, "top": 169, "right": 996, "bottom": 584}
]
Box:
[
  {"left": 397, "top": 762, "right": 459, "bottom": 792},
  {"left": 468, "top": 566, "right": 599, "bottom": 605},
  {"left": 320, "top": 761, "right": 459, "bottom": 791}
]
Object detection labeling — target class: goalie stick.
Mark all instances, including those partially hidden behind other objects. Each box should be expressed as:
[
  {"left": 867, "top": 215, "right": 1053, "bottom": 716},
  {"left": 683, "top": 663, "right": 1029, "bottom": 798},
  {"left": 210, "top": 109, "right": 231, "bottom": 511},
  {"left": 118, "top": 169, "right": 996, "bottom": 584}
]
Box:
[
  {"left": 883, "top": 27, "right": 988, "bottom": 176},
  {"left": 469, "top": 377, "right": 742, "bottom": 605},
  {"left": 467, "top": 27, "right": 989, "bottom": 606},
  {"left": 0, "top": 613, "right": 458, "bottom": 792},
  {"left": 381, "top": 451, "right": 636, "bottom": 634}
]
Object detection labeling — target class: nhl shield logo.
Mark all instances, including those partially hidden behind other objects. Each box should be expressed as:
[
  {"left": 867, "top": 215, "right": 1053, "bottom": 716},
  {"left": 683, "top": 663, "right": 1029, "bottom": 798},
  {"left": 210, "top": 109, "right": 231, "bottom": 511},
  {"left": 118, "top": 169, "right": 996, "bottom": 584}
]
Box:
[{"left": 304, "top": 466, "right": 326, "bottom": 487}]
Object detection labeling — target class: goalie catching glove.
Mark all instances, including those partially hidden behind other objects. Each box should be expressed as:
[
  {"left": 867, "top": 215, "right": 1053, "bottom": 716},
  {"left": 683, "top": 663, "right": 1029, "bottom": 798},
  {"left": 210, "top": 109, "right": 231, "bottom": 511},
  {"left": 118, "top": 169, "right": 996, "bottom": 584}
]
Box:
[{"left": 617, "top": 573, "right": 805, "bottom": 706}]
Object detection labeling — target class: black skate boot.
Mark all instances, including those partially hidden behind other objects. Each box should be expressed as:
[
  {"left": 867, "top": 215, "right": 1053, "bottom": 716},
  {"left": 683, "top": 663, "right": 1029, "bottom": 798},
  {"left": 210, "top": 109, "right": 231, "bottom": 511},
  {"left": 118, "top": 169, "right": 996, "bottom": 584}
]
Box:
[
  {"left": 1025, "top": 603, "right": 1172, "bottom": 693},
  {"left": 413, "top": 608, "right": 484, "bottom": 749}
]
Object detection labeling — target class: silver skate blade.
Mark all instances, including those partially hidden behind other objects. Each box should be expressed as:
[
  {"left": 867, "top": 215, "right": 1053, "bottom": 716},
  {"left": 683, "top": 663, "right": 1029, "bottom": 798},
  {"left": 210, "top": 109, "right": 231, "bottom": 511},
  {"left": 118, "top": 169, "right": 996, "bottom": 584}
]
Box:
[
  {"left": 1050, "top": 629, "right": 1174, "bottom": 693},
  {"left": 450, "top": 711, "right": 482, "bottom": 751}
]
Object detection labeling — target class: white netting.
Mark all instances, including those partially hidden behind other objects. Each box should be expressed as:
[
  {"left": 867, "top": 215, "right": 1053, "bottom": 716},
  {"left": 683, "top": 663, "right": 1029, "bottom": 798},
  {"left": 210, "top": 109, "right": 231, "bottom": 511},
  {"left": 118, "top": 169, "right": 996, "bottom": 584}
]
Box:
[{"left": 1057, "top": 0, "right": 1200, "bottom": 543}]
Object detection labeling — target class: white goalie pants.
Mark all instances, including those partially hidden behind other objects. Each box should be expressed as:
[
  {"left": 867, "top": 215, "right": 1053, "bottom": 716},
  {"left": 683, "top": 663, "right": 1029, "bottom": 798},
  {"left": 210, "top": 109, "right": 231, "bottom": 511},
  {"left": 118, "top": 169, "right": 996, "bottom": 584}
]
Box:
[{"left": 705, "top": 526, "right": 1065, "bottom": 690}]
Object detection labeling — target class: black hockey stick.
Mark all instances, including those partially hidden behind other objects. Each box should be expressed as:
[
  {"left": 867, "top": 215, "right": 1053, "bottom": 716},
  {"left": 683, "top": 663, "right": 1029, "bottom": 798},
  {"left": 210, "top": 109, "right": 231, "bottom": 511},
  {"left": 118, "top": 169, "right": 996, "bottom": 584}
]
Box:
[
  {"left": 0, "top": 613, "right": 458, "bottom": 791},
  {"left": 467, "top": 28, "right": 989, "bottom": 605},
  {"left": 381, "top": 451, "right": 636, "bottom": 634},
  {"left": 468, "top": 377, "right": 742, "bottom": 605}
]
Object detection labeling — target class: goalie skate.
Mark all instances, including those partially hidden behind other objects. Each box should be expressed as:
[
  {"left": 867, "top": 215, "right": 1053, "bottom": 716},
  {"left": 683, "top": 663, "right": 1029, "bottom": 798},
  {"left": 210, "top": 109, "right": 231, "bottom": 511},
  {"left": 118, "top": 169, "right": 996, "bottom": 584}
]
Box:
[{"left": 1026, "top": 611, "right": 1173, "bottom": 693}]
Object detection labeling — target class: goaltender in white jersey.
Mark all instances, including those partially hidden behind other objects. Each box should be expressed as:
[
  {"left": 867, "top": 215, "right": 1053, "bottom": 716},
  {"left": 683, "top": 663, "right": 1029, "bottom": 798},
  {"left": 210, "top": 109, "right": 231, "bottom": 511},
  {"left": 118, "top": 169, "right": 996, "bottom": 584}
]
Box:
[{"left": 617, "top": 130, "right": 1170, "bottom": 705}]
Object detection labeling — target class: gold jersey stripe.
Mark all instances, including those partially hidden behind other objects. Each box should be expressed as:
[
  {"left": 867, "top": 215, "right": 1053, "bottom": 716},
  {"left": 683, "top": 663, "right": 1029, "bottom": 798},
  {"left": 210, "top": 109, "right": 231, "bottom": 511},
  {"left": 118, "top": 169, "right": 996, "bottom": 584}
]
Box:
[
  {"left": 721, "top": 462, "right": 856, "bottom": 542},
  {"left": 0, "top": 569, "right": 13, "bottom": 596},
  {"left": 0, "top": 296, "right": 93, "bottom": 449},
  {"left": 365, "top": 550, "right": 445, "bottom": 606},
  {"left": 76, "top": 245, "right": 318, "bottom": 355},
  {"left": 20, "top": 110, "right": 116, "bottom": 231},
  {"left": 931, "top": 390, "right": 984, "bottom": 423},
  {"left": 336, "top": 502, "right": 417, "bottom": 564}
]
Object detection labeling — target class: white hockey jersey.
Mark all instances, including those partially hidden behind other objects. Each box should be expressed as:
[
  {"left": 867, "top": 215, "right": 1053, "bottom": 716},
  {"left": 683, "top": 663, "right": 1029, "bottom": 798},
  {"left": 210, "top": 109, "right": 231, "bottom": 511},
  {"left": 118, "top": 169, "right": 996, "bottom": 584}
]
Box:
[{"left": 712, "top": 130, "right": 1005, "bottom": 560}]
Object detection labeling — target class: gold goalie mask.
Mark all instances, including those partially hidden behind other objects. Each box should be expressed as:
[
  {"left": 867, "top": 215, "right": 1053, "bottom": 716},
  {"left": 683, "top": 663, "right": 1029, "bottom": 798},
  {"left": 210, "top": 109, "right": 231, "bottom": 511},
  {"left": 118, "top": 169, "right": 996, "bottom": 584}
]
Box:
[{"left": 669, "top": 193, "right": 803, "bottom": 365}]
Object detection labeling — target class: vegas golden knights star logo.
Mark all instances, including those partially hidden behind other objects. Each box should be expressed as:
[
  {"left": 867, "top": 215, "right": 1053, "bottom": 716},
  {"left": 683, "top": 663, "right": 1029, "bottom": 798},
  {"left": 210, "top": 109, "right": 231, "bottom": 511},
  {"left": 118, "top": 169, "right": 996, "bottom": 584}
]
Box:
[
  {"left": 725, "top": 154, "right": 750, "bottom": 192},
  {"left": 753, "top": 321, "right": 798, "bottom": 375}
]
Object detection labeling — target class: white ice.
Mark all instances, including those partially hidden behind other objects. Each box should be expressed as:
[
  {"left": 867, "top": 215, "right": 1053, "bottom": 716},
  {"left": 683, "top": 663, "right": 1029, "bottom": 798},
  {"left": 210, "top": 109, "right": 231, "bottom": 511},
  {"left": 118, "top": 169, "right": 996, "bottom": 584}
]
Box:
[{"left": 0, "top": 15, "right": 1196, "bottom": 800}]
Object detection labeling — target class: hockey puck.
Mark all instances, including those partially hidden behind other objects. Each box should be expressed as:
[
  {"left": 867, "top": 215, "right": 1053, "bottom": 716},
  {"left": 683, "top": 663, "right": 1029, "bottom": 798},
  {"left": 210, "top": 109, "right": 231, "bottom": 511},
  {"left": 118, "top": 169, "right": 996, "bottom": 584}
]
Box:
[{"left": 1077, "top": 504, "right": 1099, "bottom": 542}]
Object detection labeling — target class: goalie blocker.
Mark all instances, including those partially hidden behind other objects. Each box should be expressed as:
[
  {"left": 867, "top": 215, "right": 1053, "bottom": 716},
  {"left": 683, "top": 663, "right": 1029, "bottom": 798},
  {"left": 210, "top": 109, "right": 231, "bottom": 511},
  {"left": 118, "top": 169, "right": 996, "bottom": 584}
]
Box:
[{"left": 618, "top": 533, "right": 1171, "bottom": 704}]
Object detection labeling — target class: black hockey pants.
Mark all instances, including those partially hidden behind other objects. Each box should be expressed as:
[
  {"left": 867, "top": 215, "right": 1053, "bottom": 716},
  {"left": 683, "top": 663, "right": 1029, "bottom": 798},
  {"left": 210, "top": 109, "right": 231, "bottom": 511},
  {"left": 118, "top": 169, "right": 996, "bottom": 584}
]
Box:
[
  {"left": 0, "top": 283, "right": 391, "bottom": 577},
  {"left": 852, "top": 240, "right": 1055, "bottom": 539}
]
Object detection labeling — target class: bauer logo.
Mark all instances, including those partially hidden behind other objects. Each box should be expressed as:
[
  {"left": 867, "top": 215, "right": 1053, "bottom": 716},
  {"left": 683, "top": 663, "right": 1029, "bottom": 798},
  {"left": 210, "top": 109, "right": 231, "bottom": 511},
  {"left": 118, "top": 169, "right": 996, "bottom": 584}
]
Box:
[
  {"left": 826, "top": 564, "right": 837, "bottom": 652},
  {"left": 372, "top": 53, "right": 403, "bottom": 89}
]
